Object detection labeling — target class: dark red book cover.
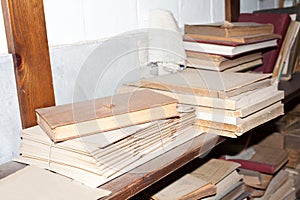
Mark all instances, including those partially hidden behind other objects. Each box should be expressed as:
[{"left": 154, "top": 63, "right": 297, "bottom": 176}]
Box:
[{"left": 238, "top": 13, "right": 291, "bottom": 73}]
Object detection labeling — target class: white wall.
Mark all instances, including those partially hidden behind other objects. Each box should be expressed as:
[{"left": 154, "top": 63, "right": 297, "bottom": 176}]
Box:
[{"left": 0, "top": 0, "right": 278, "bottom": 164}]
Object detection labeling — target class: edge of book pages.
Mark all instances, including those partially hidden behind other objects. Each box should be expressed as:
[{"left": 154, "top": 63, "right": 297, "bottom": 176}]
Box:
[
  {"left": 15, "top": 119, "right": 205, "bottom": 188},
  {"left": 119, "top": 83, "right": 279, "bottom": 111},
  {"left": 124, "top": 68, "right": 272, "bottom": 99},
  {"left": 194, "top": 102, "right": 284, "bottom": 138}
]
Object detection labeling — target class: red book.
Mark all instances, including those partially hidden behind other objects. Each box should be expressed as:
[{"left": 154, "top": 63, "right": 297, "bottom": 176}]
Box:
[
  {"left": 220, "top": 145, "right": 288, "bottom": 175},
  {"left": 238, "top": 13, "right": 291, "bottom": 73}
]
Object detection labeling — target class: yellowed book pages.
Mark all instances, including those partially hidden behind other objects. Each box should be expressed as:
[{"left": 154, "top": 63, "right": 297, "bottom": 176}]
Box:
[
  {"left": 194, "top": 102, "right": 284, "bottom": 137},
  {"left": 121, "top": 78, "right": 277, "bottom": 111},
  {"left": 191, "top": 158, "right": 240, "bottom": 185},
  {"left": 0, "top": 166, "right": 111, "bottom": 200},
  {"left": 127, "top": 68, "right": 271, "bottom": 98},
  {"left": 152, "top": 174, "right": 216, "bottom": 200}
]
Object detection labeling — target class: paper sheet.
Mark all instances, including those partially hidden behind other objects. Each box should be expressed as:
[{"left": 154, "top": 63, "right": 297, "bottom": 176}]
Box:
[{"left": 0, "top": 166, "right": 111, "bottom": 200}]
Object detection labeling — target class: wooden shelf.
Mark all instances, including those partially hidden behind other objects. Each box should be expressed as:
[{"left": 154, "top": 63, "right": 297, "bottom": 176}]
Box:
[{"left": 0, "top": 133, "right": 225, "bottom": 199}]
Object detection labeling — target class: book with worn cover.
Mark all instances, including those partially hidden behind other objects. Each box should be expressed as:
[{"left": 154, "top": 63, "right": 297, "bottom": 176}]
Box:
[
  {"left": 238, "top": 13, "right": 291, "bottom": 73},
  {"left": 183, "top": 33, "right": 280, "bottom": 44},
  {"left": 183, "top": 39, "right": 277, "bottom": 57},
  {"left": 184, "top": 22, "right": 273, "bottom": 37},
  {"left": 186, "top": 52, "right": 262, "bottom": 71},
  {"left": 222, "top": 145, "right": 288, "bottom": 174},
  {"left": 36, "top": 90, "right": 178, "bottom": 142}
]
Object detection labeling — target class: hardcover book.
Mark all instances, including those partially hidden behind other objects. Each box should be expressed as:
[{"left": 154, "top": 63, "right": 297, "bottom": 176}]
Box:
[{"left": 238, "top": 13, "right": 291, "bottom": 73}]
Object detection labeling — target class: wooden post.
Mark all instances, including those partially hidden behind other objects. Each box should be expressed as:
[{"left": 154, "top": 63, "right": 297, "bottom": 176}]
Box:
[
  {"left": 225, "top": 0, "right": 240, "bottom": 22},
  {"left": 1, "top": 0, "right": 55, "bottom": 128}
]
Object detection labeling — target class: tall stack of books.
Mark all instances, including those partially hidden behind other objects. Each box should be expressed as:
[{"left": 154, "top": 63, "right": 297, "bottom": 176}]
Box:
[
  {"left": 120, "top": 68, "right": 284, "bottom": 138},
  {"left": 183, "top": 21, "right": 280, "bottom": 72},
  {"left": 119, "top": 69, "right": 284, "bottom": 138},
  {"left": 15, "top": 90, "right": 202, "bottom": 188}
]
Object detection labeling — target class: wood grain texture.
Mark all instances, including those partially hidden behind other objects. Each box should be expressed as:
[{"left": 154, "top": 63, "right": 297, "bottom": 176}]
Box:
[
  {"left": 225, "top": 0, "right": 240, "bottom": 22},
  {"left": 1, "top": 0, "right": 55, "bottom": 128}
]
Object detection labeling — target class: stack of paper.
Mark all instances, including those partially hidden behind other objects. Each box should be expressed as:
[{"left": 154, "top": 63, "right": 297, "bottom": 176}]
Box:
[
  {"left": 15, "top": 90, "right": 203, "bottom": 188},
  {"left": 119, "top": 68, "right": 284, "bottom": 138}
]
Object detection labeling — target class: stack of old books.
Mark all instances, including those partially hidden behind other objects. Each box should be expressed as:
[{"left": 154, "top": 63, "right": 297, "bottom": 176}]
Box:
[
  {"left": 152, "top": 159, "right": 247, "bottom": 200},
  {"left": 15, "top": 90, "right": 202, "bottom": 188},
  {"left": 183, "top": 21, "right": 280, "bottom": 72},
  {"left": 119, "top": 68, "right": 284, "bottom": 138},
  {"left": 218, "top": 130, "right": 295, "bottom": 199}
]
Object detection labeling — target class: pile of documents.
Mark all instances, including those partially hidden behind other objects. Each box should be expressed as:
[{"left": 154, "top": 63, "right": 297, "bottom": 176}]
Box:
[
  {"left": 120, "top": 68, "right": 284, "bottom": 138},
  {"left": 15, "top": 90, "right": 202, "bottom": 188},
  {"left": 183, "top": 21, "right": 280, "bottom": 72}
]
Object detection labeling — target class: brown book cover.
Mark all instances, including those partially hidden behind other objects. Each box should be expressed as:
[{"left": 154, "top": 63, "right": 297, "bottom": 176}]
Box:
[
  {"left": 184, "top": 22, "right": 273, "bottom": 37},
  {"left": 36, "top": 90, "right": 178, "bottom": 142}
]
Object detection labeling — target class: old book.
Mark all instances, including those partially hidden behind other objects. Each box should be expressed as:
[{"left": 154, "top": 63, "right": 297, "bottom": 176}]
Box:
[
  {"left": 272, "top": 20, "right": 300, "bottom": 82},
  {"left": 194, "top": 102, "right": 284, "bottom": 138},
  {"left": 183, "top": 33, "right": 280, "bottom": 44},
  {"left": 223, "top": 59, "right": 262, "bottom": 72},
  {"left": 194, "top": 90, "right": 283, "bottom": 118},
  {"left": 0, "top": 166, "right": 111, "bottom": 200},
  {"left": 238, "top": 168, "right": 273, "bottom": 190},
  {"left": 127, "top": 68, "right": 272, "bottom": 98},
  {"left": 255, "top": 170, "right": 290, "bottom": 200},
  {"left": 191, "top": 159, "right": 240, "bottom": 184},
  {"left": 186, "top": 52, "right": 262, "bottom": 71},
  {"left": 184, "top": 22, "right": 273, "bottom": 37},
  {"left": 238, "top": 13, "right": 291, "bottom": 73},
  {"left": 119, "top": 83, "right": 278, "bottom": 111},
  {"left": 185, "top": 51, "right": 226, "bottom": 61},
  {"left": 152, "top": 174, "right": 216, "bottom": 200},
  {"left": 36, "top": 90, "right": 178, "bottom": 142},
  {"left": 183, "top": 39, "right": 277, "bottom": 57},
  {"left": 195, "top": 101, "right": 283, "bottom": 125},
  {"left": 223, "top": 145, "right": 288, "bottom": 174}
]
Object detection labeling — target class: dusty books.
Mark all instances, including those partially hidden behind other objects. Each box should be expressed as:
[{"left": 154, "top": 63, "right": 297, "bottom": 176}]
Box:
[
  {"left": 194, "top": 102, "right": 284, "bottom": 138},
  {"left": 184, "top": 22, "right": 274, "bottom": 37},
  {"left": 186, "top": 52, "right": 262, "bottom": 71},
  {"left": 183, "top": 39, "right": 277, "bottom": 57},
  {"left": 152, "top": 174, "right": 216, "bottom": 200},
  {"left": 183, "top": 33, "right": 280, "bottom": 44},
  {"left": 125, "top": 68, "right": 272, "bottom": 98},
  {"left": 223, "top": 145, "right": 288, "bottom": 174},
  {"left": 15, "top": 112, "right": 203, "bottom": 188},
  {"left": 0, "top": 166, "right": 111, "bottom": 200},
  {"left": 36, "top": 90, "right": 178, "bottom": 142}
]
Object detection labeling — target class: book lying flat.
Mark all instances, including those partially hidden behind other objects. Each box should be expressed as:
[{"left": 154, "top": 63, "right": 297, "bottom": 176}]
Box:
[
  {"left": 186, "top": 52, "right": 262, "bottom": 71},
  {"left": 126, "top": 68, "right": 272, "bottom": 98},
  {"left": 222, "top": 145, "right": 288, "bottom": 174},
  {"left": 223, "top": 59, "right": 262, "bottom": 72},
  {"left": 119, "top": 83, "right": 278, "bottom": 111},
  {"left": 36, "top": 90, "right": 178, "bottom": 142},
  {"left": 152, "top": 174, "right": 216, "bottom": 200},
  {"left": 183, "top": 39, "right": 277, "bottom": 57},
  {"left": 184, "top": 22, "right": 273, "bottom": 37},
  {"left": 194, "top": 102, "right": 284, "bottom": 138},
  {"left": 183, "top": 33, "right": 280, "bottom": 44},
  {"left": 194, "top": 90, "right": 283, "bottom": 118}
]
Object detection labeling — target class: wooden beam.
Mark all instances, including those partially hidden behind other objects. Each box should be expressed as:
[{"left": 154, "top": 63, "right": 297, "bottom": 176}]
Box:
[
  {"left": 225, "top": 0, "right": 240, "bottom": 22},
  {"left": 1, "top": 0, "right": 55, "bottom": 128}
]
